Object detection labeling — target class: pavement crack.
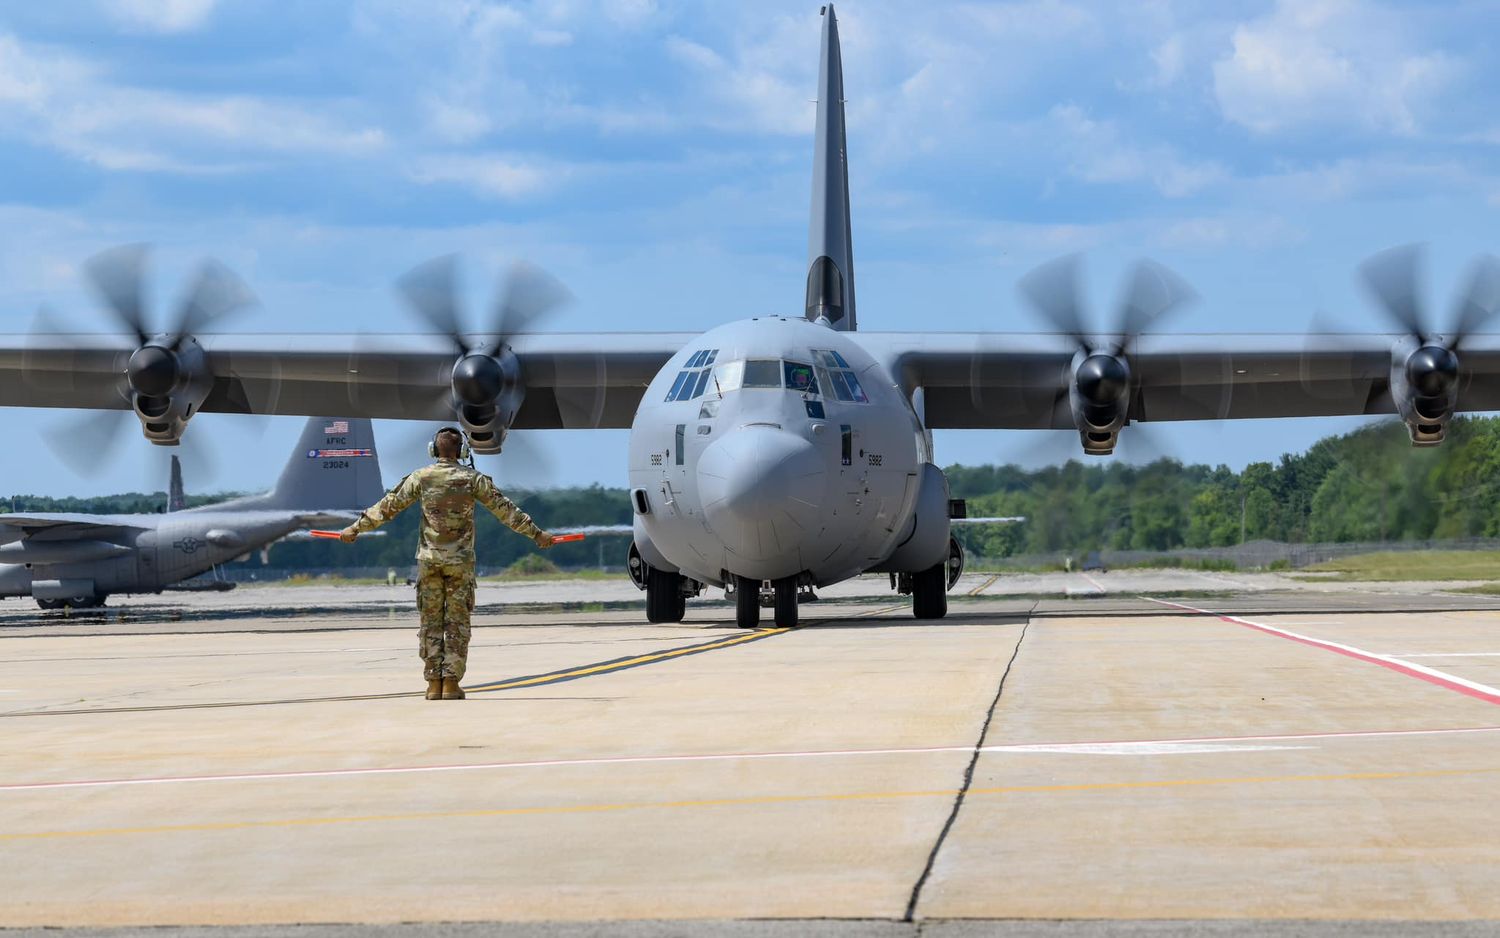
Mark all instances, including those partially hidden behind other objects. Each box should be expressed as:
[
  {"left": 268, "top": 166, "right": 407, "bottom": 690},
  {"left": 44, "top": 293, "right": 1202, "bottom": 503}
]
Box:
[{"left": 902, "top": 611, "right": 1031, "bottom": 922}]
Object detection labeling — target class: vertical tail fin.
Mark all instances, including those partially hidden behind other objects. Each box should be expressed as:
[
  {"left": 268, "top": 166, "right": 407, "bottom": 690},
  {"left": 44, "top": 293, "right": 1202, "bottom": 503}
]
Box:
[
  {"left": 214, "top": 417, "right": 386, "bottom": 512},
  {"left": 806, "top": 3, "right": 856, "bottom": 331},
  {"left": 167, "top": 456, "right": 185, "bottom": 512}
]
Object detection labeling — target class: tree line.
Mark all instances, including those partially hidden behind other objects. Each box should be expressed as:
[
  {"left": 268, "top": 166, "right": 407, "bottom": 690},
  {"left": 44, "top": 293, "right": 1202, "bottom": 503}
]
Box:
[{"left": 950, "top": 416, "right": 1500, "bottom": 559}]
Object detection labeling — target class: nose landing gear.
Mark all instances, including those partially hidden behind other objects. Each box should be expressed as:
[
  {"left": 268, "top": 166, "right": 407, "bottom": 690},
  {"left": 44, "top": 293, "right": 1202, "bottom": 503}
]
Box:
[{"left": 729, "top": 574, "right": 804, "bottom": 629}]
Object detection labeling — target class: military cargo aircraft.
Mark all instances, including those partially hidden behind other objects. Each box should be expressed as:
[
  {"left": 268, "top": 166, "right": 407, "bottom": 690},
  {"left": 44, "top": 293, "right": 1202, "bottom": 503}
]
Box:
[
  {"left": 2, "top": 5, "right": 1498, "bottom": 628},
  {"left": 0, "top": 417, "right": 383, "bottom": 609}
]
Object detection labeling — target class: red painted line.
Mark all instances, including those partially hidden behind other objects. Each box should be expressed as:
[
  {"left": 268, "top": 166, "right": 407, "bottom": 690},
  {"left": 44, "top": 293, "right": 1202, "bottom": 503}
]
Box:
[{"left": 1147, "top": 598, "right": 1500, "bottom": 707}]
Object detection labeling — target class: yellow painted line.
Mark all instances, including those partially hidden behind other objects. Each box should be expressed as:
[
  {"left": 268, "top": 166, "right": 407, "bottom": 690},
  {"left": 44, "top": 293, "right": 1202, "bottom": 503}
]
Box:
[
  {"left": 968, "top": 574, "right": 1000, "bottom": 597},
  {"left": 9, "top": 765, "right": 1497, "bottom": 843},
  {"left": 468, "top": 628, "right": 791, "bottom": 693}
]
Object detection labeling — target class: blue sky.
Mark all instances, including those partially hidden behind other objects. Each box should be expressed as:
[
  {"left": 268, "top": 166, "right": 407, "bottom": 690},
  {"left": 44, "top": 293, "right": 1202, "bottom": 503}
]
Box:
[{"left": 2, "top": 0, "right": 1499, "bottom": 496}]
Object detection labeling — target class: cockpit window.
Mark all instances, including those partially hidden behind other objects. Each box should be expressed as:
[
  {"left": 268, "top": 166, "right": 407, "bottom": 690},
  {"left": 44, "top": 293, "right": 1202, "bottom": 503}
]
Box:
[
  {"left": 664, "top": 349, "right": 720, "bottom": 401},
  {"left": 742, "top": 359, "right": 782, "bottom": 388},
  {"left": 812, "top": 348, "right": 869, "bottom": 403},
  {"left": 784, "top": 361, "right": 818, "bottom": 395}
]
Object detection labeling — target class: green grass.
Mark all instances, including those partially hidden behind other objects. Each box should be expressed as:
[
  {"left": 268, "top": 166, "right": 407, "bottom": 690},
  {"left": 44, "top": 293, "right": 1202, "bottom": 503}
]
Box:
[
  {"left": 1294, "top": 550, "right": 1500, "bottom": 582},
  {"left": 1447, "top": 583, "right": 1500, "bottom": 596}
]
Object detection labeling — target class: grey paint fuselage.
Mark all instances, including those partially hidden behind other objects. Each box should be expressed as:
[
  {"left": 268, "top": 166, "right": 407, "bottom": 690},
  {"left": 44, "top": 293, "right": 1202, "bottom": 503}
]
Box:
[
  {"left": 629, "top": 317, "right": 935, "bottom": 588},
  {"left": 0, "top": 509, "right": 344, "bottom": 600}
]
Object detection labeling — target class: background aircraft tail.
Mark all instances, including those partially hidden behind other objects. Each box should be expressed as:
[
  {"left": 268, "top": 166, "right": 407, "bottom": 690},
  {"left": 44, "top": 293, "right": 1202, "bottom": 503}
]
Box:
[
  {"left": 805, "top": 3, "right": 856, "bottom": 331},
  {"left": 214, "top": 417, "right": 386, "bottom": 512},
  {"left": 168, "top": 456, "right": 185, "bottom": 512}
]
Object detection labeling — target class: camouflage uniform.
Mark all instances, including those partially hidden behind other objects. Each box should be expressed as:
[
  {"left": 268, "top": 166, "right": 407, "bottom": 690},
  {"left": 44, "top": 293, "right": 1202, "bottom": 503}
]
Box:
[{"left": 351, "top": 459, "right": 544, "bottom": 681}]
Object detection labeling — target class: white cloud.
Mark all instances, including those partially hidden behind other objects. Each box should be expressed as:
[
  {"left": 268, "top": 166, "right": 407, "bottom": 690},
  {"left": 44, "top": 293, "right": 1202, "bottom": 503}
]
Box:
[
  {"left": 664, "top": 28, "right": 813, "bottom": 135},
  {"left": 1213, "top": 0, "right": 1457, "bottom": 135},
  {"left": 409, "top": 153, "right": 559, "bottom": 199},
  {"left": 103, "top": 0, "right": 217, "bottom": 34},
  {"left": 0, "top": 33, "right": 386, "bottom": 172},
  {"left": 1047, "top": 104, "right": 1226, "bottom": 197}
]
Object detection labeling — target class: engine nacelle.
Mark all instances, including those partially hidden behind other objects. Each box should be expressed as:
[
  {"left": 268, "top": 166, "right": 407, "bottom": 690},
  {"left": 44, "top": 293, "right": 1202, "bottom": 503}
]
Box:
[
  {"left": 450, "top": 347, "right": 524, "bottom": 455},
  {"left": 1068, "top": 350, "right": 1130, "bottom": 455},
  {"left": 1391, "top": 337, "right": 1460, "bottom": 446},
  {"left": 129, "top": 337, "right": 215, "bottom": 445}
]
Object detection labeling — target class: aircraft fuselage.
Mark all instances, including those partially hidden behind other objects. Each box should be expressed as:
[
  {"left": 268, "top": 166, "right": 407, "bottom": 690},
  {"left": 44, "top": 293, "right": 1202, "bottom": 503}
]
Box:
[{"left": 629, "top": 316, "right": 943, "bottom": 590}]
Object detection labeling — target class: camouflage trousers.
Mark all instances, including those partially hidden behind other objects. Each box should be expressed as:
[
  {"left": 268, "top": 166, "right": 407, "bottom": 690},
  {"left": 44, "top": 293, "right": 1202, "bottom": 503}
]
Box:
[{"left": 416, "top": 559, "right": 476, "bottom": 680}]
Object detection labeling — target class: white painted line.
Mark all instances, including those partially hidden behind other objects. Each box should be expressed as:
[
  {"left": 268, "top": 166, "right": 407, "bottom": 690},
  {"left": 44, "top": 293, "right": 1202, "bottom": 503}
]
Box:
[
  {"left": 1080, "top": 573, "right": 1108, "bottom": 593},
  {"left": 1147, "top": 598, "right": 1500, "bottom": 706},
  {"left": 991, "top": 742, "right": 1310, "bottom": 755},
  {"left": 5, "top": 724, "right": 1499, "bottom": 794}
]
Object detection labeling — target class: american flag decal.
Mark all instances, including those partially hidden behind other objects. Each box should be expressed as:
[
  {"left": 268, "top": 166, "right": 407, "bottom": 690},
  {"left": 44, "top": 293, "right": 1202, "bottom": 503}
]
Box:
[
  {"left": 307, "top": 448, "right": 373, "bottom": 458},
  {"left": 324, "top": 420, "right": 350, "bottom": 434}
]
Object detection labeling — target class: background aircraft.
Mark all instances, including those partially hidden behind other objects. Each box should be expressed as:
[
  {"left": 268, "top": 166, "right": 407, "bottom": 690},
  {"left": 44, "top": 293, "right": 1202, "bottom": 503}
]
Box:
[
  {"left": 1, "top": 5, "right": 1498, "bottom": 628},
  {"left": 0, "top": 417, "right": 383, "bottom": 609}
]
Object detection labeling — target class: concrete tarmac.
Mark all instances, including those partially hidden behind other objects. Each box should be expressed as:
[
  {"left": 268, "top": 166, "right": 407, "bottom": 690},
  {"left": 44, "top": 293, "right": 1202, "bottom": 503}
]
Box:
[{"left": 3, "top": 578, "right": 1500, "bottom": 933}]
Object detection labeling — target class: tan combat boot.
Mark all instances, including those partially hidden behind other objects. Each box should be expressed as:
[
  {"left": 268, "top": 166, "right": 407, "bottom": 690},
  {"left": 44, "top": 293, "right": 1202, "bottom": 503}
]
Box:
[
  {"left": 425, "top": 679, "right": 442, "bottom": 700},
  {"left": 441, "top": 677, "right": 466, "bottom": 700}
]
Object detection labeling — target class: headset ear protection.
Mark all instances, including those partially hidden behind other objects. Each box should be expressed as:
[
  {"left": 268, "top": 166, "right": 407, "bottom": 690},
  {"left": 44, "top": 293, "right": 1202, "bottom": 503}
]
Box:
[{"left": 428, "top": 427, "right": 471, "bottom": 460}]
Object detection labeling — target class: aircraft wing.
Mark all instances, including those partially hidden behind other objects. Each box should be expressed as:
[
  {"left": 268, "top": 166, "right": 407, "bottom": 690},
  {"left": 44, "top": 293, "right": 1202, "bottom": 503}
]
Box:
[
  {"left": 951, "top": 516, "right": 1026, "bottom": 525},
  {"left": 0, "top": 333, "right": 695, "bottom": 429},
  {"left": 0, "top": 512, "right": 144, "bottom": 533},
  {"left": 862, "top": 332, "right": 1500, "bottom": 428}
]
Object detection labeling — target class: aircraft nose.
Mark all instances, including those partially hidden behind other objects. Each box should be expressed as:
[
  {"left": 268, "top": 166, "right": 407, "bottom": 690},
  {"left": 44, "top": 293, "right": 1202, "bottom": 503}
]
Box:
[{"left": 698, "top": 426, "right": 826, "bottom": 567}]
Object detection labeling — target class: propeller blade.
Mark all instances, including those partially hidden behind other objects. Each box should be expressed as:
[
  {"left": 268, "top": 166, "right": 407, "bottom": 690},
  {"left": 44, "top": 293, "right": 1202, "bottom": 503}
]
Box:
[
  {"left": 1113, "top": 259, "right": 1196, "bottom": 354},
  {"left": 490, "top": 429, "right": 555, "bottom": 489},
  {"left": 1112, "top": 422, "right": 1171, "bottom": 464},
  {"left": 171, "top": 259, "right": 256, "bottom": 343},
  {"left": 1017, "top": 254, "right": 1089, "bottom": 349},
  {"left": 1450, "top": 254, "right": 1500, "bottom": 349},
  {"left": 993, "top": 428, "right": 1080, "bottom": 469},
  {"left": 24, "top": 305, "right": 85, "bottom": 396},
  {"left": 1359, "top": 243, "right": 1428, "bottom": 339},
  {"left": 83, "top": 244, "right": 151, "bottom": 343},
  {"left": 397, "top": 255, "right": 467, "bottom": 353},
  {"left": 42, "top": 410, "right": 134, "bottom": 479},
  {"left": 492, "top": 260, "right": 572, "bottom": 341}
]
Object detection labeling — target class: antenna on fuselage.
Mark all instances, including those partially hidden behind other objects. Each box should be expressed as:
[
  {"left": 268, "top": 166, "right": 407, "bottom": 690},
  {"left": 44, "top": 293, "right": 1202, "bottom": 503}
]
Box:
[{"left": 806, "top": 3, "right": 856, "bottom": 332}]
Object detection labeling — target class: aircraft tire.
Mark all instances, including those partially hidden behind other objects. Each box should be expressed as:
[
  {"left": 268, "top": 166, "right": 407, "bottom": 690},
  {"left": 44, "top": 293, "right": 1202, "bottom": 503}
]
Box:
[
  {"left": 773, "top": 576, "right": 798, "bottom": 628},
  {"left": 734, "top": 575, "right": 760, "bottom": 629},
  {"left": 645, "top": 567, "right": 685, "bottom": 623},
  {"left": 912, "top": 562, "right": 948, "bottom": 620}
]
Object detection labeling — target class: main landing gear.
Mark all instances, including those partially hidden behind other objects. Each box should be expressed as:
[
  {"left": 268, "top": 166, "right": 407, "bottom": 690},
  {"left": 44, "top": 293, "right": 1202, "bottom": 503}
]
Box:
[
  {"left": 36, "top": 594, "right": 106, "bottom": 611},
  {"left": 734, "top": 574, "right": 760, "bottom": 629},
  {"left": 645, "top": 567, "right": 686, "bottom": 623},
  {"left": 911, "top": 561, "right": 947, "bottom": 620}
]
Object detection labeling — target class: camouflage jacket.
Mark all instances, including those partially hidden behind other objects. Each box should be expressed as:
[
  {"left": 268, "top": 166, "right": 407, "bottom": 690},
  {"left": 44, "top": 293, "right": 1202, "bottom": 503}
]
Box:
[{"left": 353, "top": 459, "right": 542, "bottom": 565}]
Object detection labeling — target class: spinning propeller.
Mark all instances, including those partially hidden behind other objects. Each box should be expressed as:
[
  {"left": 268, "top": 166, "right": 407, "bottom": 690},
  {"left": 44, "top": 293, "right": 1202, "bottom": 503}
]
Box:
[
  {"left": 383, "top": 255, "right": 574, "bottom": 482},
  {"left": 31, "top": 244, "right": 257, "bottom": 480},
  {"left": 1016, "top": 254, "right": 1196, "bottom": 456},
  {"left": 1357, "top": 244, "right": 1500, "bottom": 444}
]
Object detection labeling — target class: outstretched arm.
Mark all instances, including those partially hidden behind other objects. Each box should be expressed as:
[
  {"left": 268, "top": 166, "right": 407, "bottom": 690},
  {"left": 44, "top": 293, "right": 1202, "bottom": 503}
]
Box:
[
  {"left": 340, "top": 473, "right": 420, "bottom": 541},
  {"left": 473, "top": 474, "right": 555, "bottom": 548}
]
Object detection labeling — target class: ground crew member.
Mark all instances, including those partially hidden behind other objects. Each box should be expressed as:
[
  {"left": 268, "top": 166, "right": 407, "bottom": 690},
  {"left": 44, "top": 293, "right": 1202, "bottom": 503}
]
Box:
[{"left": 340, "top": 427, "right": 556, "bottom": 700}]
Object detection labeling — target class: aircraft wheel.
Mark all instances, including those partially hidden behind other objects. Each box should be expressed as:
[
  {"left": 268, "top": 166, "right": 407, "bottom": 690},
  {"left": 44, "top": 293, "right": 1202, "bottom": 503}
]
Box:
[
  {"left": 912, "top": 562, "right": 948, "bottom": 620},
  {"left": 645, "top": 567, "right": 685, "bottom": 623},
  {"left": 773, "top": 576, "right": 798, "bottom": 628},
  {"left": 35, "top": 599, "right": 61, "bottom": 611},
  {"left": 734, "top": 575, "right": 760, "bottom": 629}
]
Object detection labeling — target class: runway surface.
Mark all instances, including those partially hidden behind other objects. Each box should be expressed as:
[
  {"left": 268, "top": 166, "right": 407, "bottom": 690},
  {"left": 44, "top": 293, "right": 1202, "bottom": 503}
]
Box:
[{"left": 3, "top": 572, "right": 1500, "bottom": 934}]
